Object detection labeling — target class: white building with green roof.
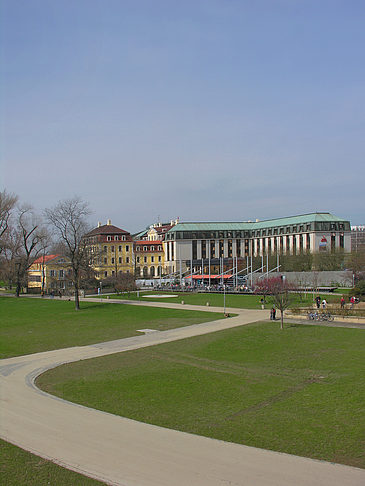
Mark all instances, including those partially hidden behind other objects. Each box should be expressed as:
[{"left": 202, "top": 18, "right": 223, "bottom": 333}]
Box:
[{"left": 163, "top": 212, "right": 351, "bottom": 275}]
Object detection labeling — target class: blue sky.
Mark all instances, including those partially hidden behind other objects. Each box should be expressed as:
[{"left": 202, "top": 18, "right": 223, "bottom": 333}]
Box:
[{"left": 1, "top": 0, "right": 364, "bottom": 232}]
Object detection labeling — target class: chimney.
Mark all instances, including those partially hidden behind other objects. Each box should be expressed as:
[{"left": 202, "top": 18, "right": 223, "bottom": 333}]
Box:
[
  {"left": 97, "top": 221, "right": 102, "bottom": 228},
  {"left": 107, "top": 219, "right": 112, "bottom": 225}
]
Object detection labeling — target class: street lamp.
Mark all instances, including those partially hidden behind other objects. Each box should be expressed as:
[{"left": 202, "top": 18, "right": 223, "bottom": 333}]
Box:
[
  {"left": 223, "top": 283, "right": 226, "bottom": 315},
  {"left": 15, "top": 260, "right": 21, "bottom": 298}
]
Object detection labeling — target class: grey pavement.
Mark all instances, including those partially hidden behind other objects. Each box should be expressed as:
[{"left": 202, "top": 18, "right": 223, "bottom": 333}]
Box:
[{"left": 1, "top": 302, "right": 364, "bottom": 486}]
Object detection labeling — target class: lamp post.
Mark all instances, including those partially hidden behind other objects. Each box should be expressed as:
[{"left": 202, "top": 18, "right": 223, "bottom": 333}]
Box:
[
  {"left": 223, "top": 283, "right": 226, "bottom": 315},
  {"left": 15, "top": 260, "right": 21, "bottom": 298}
]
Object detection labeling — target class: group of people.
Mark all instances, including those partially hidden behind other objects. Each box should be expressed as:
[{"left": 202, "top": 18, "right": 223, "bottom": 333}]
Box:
[
  {"left": 269, "top": 307, "right": 276, "bottom": 320},
  {"left": 315, "top": 296, "right": 327, "bottom": 310},
  {"left": 317, "top": 294, "right": 359, "bottom": 311}
]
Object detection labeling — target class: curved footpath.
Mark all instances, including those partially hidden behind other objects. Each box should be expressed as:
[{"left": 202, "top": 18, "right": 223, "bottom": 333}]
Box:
[{"left": 1, "top": 301, "right": 364, "bottom": 486}]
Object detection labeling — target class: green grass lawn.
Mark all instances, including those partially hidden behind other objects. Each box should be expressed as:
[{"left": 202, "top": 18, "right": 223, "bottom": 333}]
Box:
[
  {"left": 0, "top": 439, "right": 104, "bottom": 485},
  {"left": 109, "top": 290, "right": 342, "bottom": 309},
  {"left": 0, "top": 297, "right": 224, "bottom": 358},
  {"left": 38, "top": 322, "right": 365, "bottom": 469}
]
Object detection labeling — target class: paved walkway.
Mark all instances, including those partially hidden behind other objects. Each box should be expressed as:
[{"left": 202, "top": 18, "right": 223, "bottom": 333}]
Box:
[{"left": 1, "top": 301, "right": 364, "bottom": 486}]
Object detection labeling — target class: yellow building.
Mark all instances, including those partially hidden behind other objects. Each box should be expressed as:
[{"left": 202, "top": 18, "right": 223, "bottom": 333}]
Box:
[
  {"left": 28, "top": 255, "right": 72, "bottom": 294},
  {"left": 84, "top": 220, "right": 134, "bottom": 279},
  {"left": 134, "top": 240, "right": 165, "bottom": 278}
]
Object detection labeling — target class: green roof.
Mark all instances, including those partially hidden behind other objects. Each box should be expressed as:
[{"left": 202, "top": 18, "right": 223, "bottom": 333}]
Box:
[
  {"left": 168, "top": 222, "right": 252, "bottom": 232},
  {"left": 252, "top": 212, "right": 347, "bottom": 229},
  {"left": 167, "top": 213, "right": 349, "bottom": 233}
]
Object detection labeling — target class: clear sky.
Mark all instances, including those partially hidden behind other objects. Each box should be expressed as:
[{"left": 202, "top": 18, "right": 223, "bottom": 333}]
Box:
[{"left": 1, "top": 0, "right": 364, "bottom": 232}]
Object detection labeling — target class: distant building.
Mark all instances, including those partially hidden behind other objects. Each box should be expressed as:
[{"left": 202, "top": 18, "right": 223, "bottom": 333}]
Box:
[
  {"left": 28, "top": 255, "right": 72, "bottom": 293},
  {"left": 163, "top": 212, "right": 351, "bottom": 275},
  {"left": 134, "top": 240, "right": 165, "bottom": 278},
  {"left": 132, "top": 220, "right": 178, "bottom": 278},
  {"left": 351, "top": 225, "right": 365, "bottom": 252},
  {"left": 84, "top": 220, "right": 134, "bottom": 279}
]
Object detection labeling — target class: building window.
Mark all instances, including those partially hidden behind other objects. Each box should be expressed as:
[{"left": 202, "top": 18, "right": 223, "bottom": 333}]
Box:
[
  {"left": 111, "top": 258, "right": 115, "bottom": 264},
  {"left": 151, "top": 256, "right": 154, "bottom": 263},
  {"left": 331, "top": 233, "right": 336, "bottom": 252},
  {"left": 104, "top": 271, "right": 108, "bottom": 277},
  {"left": 104, "top": 246, "right": 107, "bottom": 252},
  {"left": 104, "top": 258, "right": 107, "bottom": 264},
  {"left": 119, "top": 246, "right": 122, "bottom": 252},
  {"left": 107, "top": 236, "right": 112, "bottom": 241},
  {"left": 158, "top": 246, "right": 162, "bottom": 251},
  {"left": 111, "top": 246, "right": 114, "bottom": 252},
  {"left": 306, "top": 233, "right": 311, "bottom": 250},
  {"left": 340, "top": 233, "right": 344, "bottom": 249},
  {"left": 126, "top": 257, "right": 130, "bottom": 263},
  {"left": 201, "top": 240, "right": 206, "bottom": 259},
  {"left": 50, "top": 270, "right": 55, "bottom": 277},
  {"left": 151, "top": 246, "right": 154, "bottom": 251},
  {"left": 219, "top": 240, "right": 224, "bottom": 258},
  {"left": 126, "top": 245, "right": 129, "bottom": 252},
  {"left": 137, "top": 256, "right": 140, "bottom": 263},
  {"left": 210, "top": 240, "right": 215, "bottom": 258},
  {"left": 119, "top": 257, "right": 122, "bottom": 264},
  {"left": 158, "top": 256, "right": 161, "bottom": 262},
  {"left": 59, "top": 270, "right": 64, "bottom": 278},
  {"left": 112, "top": 270, "right": 115, "bottom": 276},
  {"left": 144, "top": 256, "right": 147, "bottom": 263},
  {"left": 143, "top": 246, "right": 148, "bottom": 251},
  {"left": 114, "top": 236, "right": 119, "bottom": 240}
]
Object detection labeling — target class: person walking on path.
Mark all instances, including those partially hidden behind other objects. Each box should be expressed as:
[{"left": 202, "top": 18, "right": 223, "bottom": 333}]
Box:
[{"left": 340, "top": 297, "right": 345, "bottom": 309}]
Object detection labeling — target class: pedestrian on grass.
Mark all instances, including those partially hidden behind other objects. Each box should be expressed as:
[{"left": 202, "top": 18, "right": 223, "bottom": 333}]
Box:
[
  {"left": 350, "top": 296, "right": 355, "bottom": 309},
  {"left": 340, "top": 297, "right": 345, "bottom": 309},
  {"left": 316, "top": 296, "right": 320, "bottom": 308},
  {"left": 322, "top": 299, "right": 327, "bottom": 310},
  {"left": 272, "top": 307, "right": 276, "bottom": 320}
]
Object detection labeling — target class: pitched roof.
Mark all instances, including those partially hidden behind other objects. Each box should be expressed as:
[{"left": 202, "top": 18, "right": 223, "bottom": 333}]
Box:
[
  {"left": 85, "top": 224, "right": 130, "bottom": 237},
  {"left": 32, "top": 255, "right": 60, "bottom": 264},
  {"left": 134, "top": 240, "right": 163, "bottom": 245}
]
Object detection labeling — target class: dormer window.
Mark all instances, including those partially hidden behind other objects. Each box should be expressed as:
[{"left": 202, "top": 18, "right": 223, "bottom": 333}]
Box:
[
  {"left": 107, "top": 236, "right": 112, "bottom": 241},
  {"left": 114, "top": 236, "right": 119, "bottom": 240}
]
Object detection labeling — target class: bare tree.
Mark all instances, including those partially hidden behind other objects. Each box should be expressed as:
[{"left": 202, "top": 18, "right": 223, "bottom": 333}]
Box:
[
  {"left": 13, "top": 205, "right": 49, "bottom": 296},
  {"left": 0, "top": 190, "right": 18, "bottom": 253},
  {"left": 45, "top": 197, "right": 91, "bottom": 310},
  {"left": 0, "top": 203, "right": 48, "bottom": 296},
  {"left": 103, "top": 272, "right": 137, "bottom": 294},
  {"left": 265, "top": 276, "right": 294, "bottom": 330}
]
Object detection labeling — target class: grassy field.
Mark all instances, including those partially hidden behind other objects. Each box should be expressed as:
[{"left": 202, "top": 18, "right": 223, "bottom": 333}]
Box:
[
  {"left": 0, "top": 297, "right": 224, "bottom": 358},
  {"left": 107, "top": 290, "right": 343, "bottom": 308},
  {"left": 0, "top": 439, "right": 104, "bottom": 485},
  {"left": 38, "top": 321, "right": 365, "bottom": 469}
]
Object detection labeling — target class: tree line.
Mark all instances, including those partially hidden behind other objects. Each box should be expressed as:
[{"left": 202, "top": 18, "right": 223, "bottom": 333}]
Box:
[{"left": 0, "top": 191, "right": 93, "bottom": 309}]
